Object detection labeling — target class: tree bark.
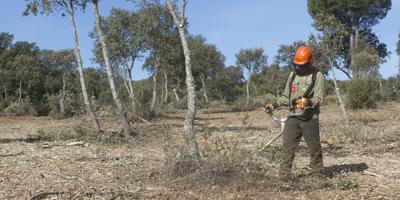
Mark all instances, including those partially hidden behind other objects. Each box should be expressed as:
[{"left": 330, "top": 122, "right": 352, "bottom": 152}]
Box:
[
  {"left": 379, "top": 78, "right": 384, "bottom": 99},
  {"left": 167, "top": 0, "right": 200, "bottom": 161},
  {"left": 331, "top": 59, "right": 349, "bottom": 125},
  {"left": 92, "top": 1, "right": 132, "bottom": 136},
  {"left": 150, "top": 61, "right": 158, "bottom": 112},
  {"left": 174, "top": 77, "right": 181, "bottom": 102},
  {"left": 59, "top": 70, "right": 66, "bottom": 115},
  {"left": 124, "top": 62, "right": 136, "bottom": 110},
  {"left": 200, "top": 74, "right": 209, "bottom": 103},
  {"left": 246, "top": 72, "right": 251, "bottom": 107},
  {"left": 164, "top": 70, "right": 168, "bottom": 103},
  {"left": 67, "top": 2, "right": 101, "bottom": 133}
]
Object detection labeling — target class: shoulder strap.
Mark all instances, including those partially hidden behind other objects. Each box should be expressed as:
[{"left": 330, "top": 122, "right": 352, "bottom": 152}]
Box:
[
  {"left": 302, "top": 70, "right": 318, "bottom": 98},
  {"left": 288, "top": 71, "right": 296, "bottom": 109}
]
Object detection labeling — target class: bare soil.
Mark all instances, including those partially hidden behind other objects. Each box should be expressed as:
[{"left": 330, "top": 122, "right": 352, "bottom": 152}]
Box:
[{"left": 0, "top": 102, "right": 399, "bottom": 199}]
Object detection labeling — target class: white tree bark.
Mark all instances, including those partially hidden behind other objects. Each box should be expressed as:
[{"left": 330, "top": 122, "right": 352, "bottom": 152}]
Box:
[
  {"left": 93, "top": 1, "right": 132, "bottom": 136},
  {"left": 173, "top": 77, "right": 181, "bottom": 102},
  {"left": 67, "top": 2, "right": 101, "bottom": 133},
  {"left": 200, "top": 74, "right": 209, "bottom": 103},
  {"left": 245, "top": 72, "right": 252, "bottom": 107},
  {"left": 379, "top": 78, "right": 384, "bottom": 99},
  {"left": 331, "top": 59, "right": 349, "bottom": 125},
  {"left": 59, "top": 70, "right": 66, "bottom": 115},
  {"left": 150, "top": 62, "right": 158, "bottom": 112},
  {"left": 124, "top": 62, "right": 136, "bottom": 110},
  {"left": 167, "top": 0, "right": 200, "bottom": 161},
  {"left": 164, "top": 70, "right": 168, "bottom": 103}
]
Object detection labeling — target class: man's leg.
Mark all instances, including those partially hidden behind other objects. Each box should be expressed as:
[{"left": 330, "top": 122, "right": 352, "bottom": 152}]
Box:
[
  {"left": 279, "top": 118, "right": 302, "bottom": 177},
  {"left": 301, "top": 119, "right": 323, "bottom": 176}
]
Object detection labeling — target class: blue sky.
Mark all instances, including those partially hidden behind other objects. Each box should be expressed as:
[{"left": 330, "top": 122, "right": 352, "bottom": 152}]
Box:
[{"left": 0, "top": 0, "right": 399, "bottom": 80}]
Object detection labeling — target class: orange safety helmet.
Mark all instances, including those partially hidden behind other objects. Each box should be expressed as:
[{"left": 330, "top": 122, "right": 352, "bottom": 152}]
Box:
[{"left": 292, "top": 45, "right": 314, "bottom": 66}]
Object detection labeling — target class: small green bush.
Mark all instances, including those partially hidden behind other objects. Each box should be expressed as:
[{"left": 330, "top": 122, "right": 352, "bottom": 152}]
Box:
[{"left": 346, "top": 77, "right": 379, "bottom": 109}]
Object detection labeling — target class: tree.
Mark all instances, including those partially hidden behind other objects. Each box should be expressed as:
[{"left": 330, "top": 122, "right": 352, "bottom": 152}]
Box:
[
  {"left": 308, "top": 0, "right": 391, "bottom": 78},
  {"left": 235, "top": 48, "right": 267, "bottom": 106},
  {"left": 189, "top": 35, "right": 225, "bottom": 103},
  {"left": 166, "top": 0, "right": 200, "bottom": 161},
  {"left": 91, "top": 0, "right": 132, "bottom": 136},
  {"left": 91, "top": 8, "right": 147, "bottom": 111},
  {"left": 211, "top": 66, "right": 244, "bottom": 102},
  {"left": 312, "top": 14, "right": 350, "bottom": 124},
  {"left": 253, "top": 64, "right": 290, "bottom": 97},
  {"left": 24, "top": 0, "right": 102, "bottom": 133},
  {"left": 397, "top": 33, "right": 400, "bottom": 74},
  {"left": 140, "top": 2, "right": 180, "bottom": 112},
  {"left": 40, "top": 49, "right": 76, "bottom": 115}
]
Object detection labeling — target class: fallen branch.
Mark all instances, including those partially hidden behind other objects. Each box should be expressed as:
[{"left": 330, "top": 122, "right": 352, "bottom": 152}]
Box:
[
  {"left": 363, "top": 171, "right": 382, "bottom": 177},
  {"left": 31, "top": 191, "right": 65, "bottom": 200},
  {"left": 0, "top": 151, "right": 24, "bottom": 157}
]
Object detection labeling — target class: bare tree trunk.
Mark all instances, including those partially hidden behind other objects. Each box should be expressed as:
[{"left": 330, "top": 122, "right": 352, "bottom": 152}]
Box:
[
  {"left": 67, "top": 3, "right": 101, "bottom": 133},
  {"left": 200, "top": 74, "right": 209, "bottom": 103},
  {"left": 246, "top": 73, "right": 251, "bottom": 107},
  {"left": 379, "top": 78, "right": 384, "bottom": 99},
  {"left": 18, "top": 80, "right": 22, "bottom": 107},
  {"left": 59, "top": 71, "right": 66, "bottom": 115},
  {"left": 164, "top": 70, "right": 168, "bottom": 103},
  {"left": 150, "top": 62, "right": 158, "bottom": 112},
  {"left": 124, "top": 62, "right": 136, "bottom": 110},
  {"left": 93, "top": 1, "right": 132, "bottom": 136},
  {"left": 167, "top": 0, "right": 200, "bottom": 161},
  {"left": 174, "top": 77, "right": 181, "bottom": 102},
  {"left": 330, "top": 60, "right": 349, "bottom": 125}
]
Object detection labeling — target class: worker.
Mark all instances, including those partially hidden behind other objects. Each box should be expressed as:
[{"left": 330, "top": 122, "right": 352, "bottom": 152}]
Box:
[{"left": 265, "top": 45, "right": 325, "bottom": 180}]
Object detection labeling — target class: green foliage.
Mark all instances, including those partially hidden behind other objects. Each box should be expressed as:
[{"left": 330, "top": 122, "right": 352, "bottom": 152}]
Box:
[
  {"left": 210, "top": 66, "right": 244, "bottom": 102},
  {"left": 381, "top": 75, "right": 400, "bottom": 101},
  {"left": 308, "top": 0, "right": 391, "bottom": 72},
  {"left": 346, "top": 77, "right": 379, "bottom": 109},
  {"left": 351, "top": 41, "right": 380, "bottom": 78},
  {"left": 253, "top": 64, "right": 290, "bottom": 96},
  {"left": 235, "top": 48, "right": 268, "bottom": 76}
]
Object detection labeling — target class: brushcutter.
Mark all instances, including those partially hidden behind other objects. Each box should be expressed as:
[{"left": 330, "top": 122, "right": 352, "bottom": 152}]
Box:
[{"left": 257, "top": 108, "right": 287, "bottom": 153}]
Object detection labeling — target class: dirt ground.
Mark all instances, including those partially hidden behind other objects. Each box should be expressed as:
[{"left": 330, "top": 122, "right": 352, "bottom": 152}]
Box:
[{"left": 0, "top": 102, "right": 399, "bottom": 199}]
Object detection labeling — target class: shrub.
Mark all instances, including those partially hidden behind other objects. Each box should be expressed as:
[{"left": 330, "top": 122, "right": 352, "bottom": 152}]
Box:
[
  {"left": 346, "top": 77, "right": 379, "bottom": 109},
  {"left": 2, "top": 99, "right": 37, "bottom": 116}
]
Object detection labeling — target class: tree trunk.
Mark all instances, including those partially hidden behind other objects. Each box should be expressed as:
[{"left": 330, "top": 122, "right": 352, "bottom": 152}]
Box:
[
  {"left": 124, "top": 62, "right": 136, "bottom": 110},
  {"left": 67, "top": 3, "right": 101, "bottom": 133},
  {"left": 167, "top": 1, "right": 200, "bottom": 161},
  {"left": 174, "top": 77, "right": 181, "bottom": 102},
  {"left": 330, "top": 59, "right": 349, "bottom": 125},
  {"left": 150, "top": 62, "right": 158, "bottom": 112},
  {"left": 59, "top": 71, "right": 66, "bottom": 115},
  {"left": 246, "top": 73, "right": 251, "bottom": 107},
  {"left": 93, "top": 1, "right": 132, "bottom": 136},
  {"left": 200, "top": 74, "right": 209, "bottom": 103},
  {"left": 379, "top": 78, "right": 384, "bottom": 99},
  {"left": 164, "top": 70, "right": 168, "bottom": 103}
]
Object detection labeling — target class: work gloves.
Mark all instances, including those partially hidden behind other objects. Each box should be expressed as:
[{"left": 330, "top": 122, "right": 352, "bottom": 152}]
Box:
[{"left": 290, "top": 97, "right": 312, "bottom": 110}]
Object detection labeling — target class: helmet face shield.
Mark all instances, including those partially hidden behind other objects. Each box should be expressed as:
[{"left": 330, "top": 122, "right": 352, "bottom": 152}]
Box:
[{"left": 293, "top": 62, "right": 311, "bottom": 74}]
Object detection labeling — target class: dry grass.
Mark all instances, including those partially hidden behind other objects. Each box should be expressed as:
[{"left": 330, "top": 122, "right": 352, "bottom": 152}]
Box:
[{"left": 0, "top": 102, "right": 399, "bottom": 199}]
